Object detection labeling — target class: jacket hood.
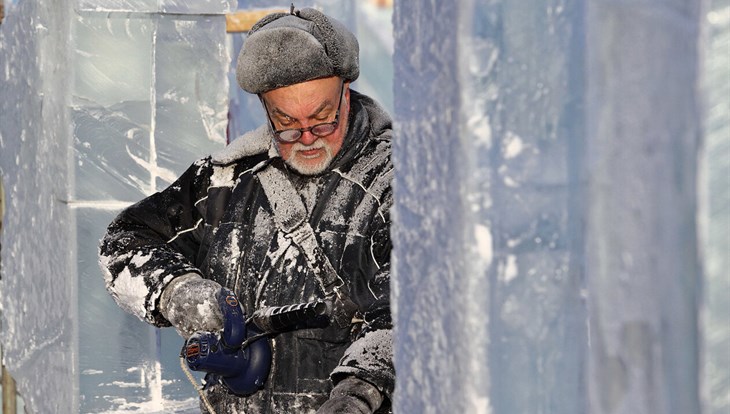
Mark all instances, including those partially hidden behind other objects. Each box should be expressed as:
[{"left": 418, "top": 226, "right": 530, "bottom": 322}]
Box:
[{"left": 328, "top": 90, "right": 392, "bottom": 172}]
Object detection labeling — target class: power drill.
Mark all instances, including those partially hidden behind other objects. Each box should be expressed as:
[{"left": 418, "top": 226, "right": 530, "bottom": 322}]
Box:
[{"left": 182, "top": 288, "right": 329, "bottom": 396}]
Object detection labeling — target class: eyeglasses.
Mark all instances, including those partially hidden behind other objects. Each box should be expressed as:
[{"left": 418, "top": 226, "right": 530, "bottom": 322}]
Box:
[{"left": 262, "top": 82, "right": 345, "bottom": 143}]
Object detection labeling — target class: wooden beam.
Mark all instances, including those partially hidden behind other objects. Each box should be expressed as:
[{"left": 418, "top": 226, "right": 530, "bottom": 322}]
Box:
[
  {"left": 1, "top": 347, "right": 17, "bottom": 414},
  {"left": 0, "top": 175, "right": 11, "bottom": 414},
  {"left": 226, "top": 9, "right": 287, "bottom": 33},
  {"left": 2, "top": 366, "right": 17, "bottom": 414}
]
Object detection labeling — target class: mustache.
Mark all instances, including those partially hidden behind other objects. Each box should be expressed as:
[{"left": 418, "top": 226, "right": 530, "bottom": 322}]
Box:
[{"left": 291, "top": 140, "right": 325, "bottom": 151}]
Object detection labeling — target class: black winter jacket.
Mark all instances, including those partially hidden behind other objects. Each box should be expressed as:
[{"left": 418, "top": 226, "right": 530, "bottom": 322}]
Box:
[{"left": 99, "top": 91, "right": 394, "bottom": 413}]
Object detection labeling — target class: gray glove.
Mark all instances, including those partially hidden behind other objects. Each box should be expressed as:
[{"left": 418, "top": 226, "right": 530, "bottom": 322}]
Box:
[
  {"left": 159, "top": 273, "right": 224, "bottom": 339},
  {"left": 317, "top": 376, "right": 384, "bottom": 414}
]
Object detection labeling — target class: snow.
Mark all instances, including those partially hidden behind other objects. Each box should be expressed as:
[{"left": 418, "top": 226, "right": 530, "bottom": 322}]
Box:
[
  {"left": 501, "top": 255, "right": 518, "bottom": 283},
  {"left": 130, "top": 251, "right": 153, "bottom": 267},
  {"left": 502, "top": 131, "right": 524, "bottom": 160},
  {"left": 210, "top": 164, "right": 236, "bottom": 188},
  {"left": 473, "top": 224, "right": 493, "bottom": 264},
  {"left": 111, "top": 267, "right": 149, "bottom": 319}
]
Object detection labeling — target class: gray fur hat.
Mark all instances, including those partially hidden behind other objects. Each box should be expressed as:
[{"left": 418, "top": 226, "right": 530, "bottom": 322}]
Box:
[{"left": 236, "top": 7, "right": 359, "bottom": 94}]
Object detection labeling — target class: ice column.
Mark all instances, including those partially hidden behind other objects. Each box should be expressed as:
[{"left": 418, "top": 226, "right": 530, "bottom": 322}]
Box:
[
  {"left": 0, "top": 1, "right": 77, "bottom": 413},
  {"left": 72, "top": 1, "right": 233, "bottom": 412},
  {"left": 391, "top": 1, "right": 486, "bottom": 412},
  {"left": 1, "top": 0, "right": 235, "bottom": 412},
  {"left": 584, "top": 1, "right": 703, "bottom": 414},
  {"left": 392, "top": 1, "right": 702, "bottom": 413},
  {"left": 0, "top": 2, "right": 76, "bottom": 413},
  {"left": 701, "top": 3, "right": 730, "bottom": 414}
]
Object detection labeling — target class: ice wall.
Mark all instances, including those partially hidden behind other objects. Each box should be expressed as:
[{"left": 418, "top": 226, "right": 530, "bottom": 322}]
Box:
[
  {"left": 701, "top": 2, "right": 730, "bottom": 414},
  {"left": 1, "top": 0, "right": 234, "bottom": 412},
  {"left": 71, "top": 1, "right": 233, "bottom": 412},
  {"left": 0, "top": 2, "right": 76, "bottom": 413},
  {"left": 392, "top": 1, "right": 703, "bottom": 413},
  {"left": 584, "top": 1, "right": 702, "bottom": 413},
  {"left": 392, "top": 2, "right": 488, "bottom": 412}
]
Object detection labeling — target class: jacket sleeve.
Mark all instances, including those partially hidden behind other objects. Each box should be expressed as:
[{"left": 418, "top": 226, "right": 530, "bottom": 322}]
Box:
[
  {"left": 98, "top": 158, "right": 213, "bottom": 326},
  {"left": 331, "top": 177, "right": 395, "bottom": 401}
]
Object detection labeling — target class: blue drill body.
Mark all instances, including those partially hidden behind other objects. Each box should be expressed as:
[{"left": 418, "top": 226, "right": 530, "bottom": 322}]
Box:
[{"left": 183, "top": 288, "right": 328, "bottom": 396}]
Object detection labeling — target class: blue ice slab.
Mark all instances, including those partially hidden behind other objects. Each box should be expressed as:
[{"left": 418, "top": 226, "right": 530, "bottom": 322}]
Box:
[
  {"left": 72, "top": 13, "right": 154, "bottom": 106},
  {"left": 75, "top": 0, "right": 157, "bottom": 13},
  {"left": 72, "top": 12, "right": 155, "bottom": 201},
  {"left": 153, "top": 14, "right": 228, "bottom": 182},
  {"left": 68, "top": 7, "right": 231, "bottom": 412},
  {"left": 72, "top": 104, "right": 153, "bottom": 201},
  {"left": 702, "top": 4, "right": 730, "bottom": 414},
  {"left": 75, "top": 0, "right": 235, "bottom": 14},
  {"left": 159, "top": 0, "right": 236, "bottom": 14},
  {"left": 77, "top": 208, "right": 202, "bottom": 413},
  {"left": 393, "top": 0, "right": 704, "bottom": 413},
  {"left": 77, "top": 208, "right": 163, "bottom": 413},
  {"left": 0, "top": 3, "right": 77, "bottom": 413},
  {"left": 71, "top": 12, "right": 229, "bottom": 200}
]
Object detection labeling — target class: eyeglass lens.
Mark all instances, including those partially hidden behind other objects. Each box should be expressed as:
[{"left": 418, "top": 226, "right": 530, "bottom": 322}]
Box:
[{"left": 277, "top": 123, "right": 338, "bottom": 142}]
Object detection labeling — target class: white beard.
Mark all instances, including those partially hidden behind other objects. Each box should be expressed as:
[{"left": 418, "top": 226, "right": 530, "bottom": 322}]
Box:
[{"left": 285, "top": 139, "right": 335, "bottom": 175}]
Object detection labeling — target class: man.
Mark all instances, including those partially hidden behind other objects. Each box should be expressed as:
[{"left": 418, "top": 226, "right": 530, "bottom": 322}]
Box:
[{"left": 99, "top": 7, "right": 394, "bottom": 414}]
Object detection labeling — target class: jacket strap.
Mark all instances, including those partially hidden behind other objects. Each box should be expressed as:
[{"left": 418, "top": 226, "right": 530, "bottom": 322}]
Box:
[{"left": 257, "top": 164, "right": 356, "bottom": 328}]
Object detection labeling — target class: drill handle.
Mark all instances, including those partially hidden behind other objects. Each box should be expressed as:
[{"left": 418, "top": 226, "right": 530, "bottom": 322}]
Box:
[{"left": 217, "top": 288, "right": 247, "bottom": 348}]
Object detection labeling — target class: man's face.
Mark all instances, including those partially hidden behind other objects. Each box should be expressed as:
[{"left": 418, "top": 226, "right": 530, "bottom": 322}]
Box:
[{"left": 261, "top": 76, "right": 350, "bottom": 175}]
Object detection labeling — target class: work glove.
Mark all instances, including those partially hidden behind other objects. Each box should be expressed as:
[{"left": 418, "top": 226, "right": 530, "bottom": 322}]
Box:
[
  {"left": 159, "top": 273, "right": 224, "bottom": 339},
  {"left": 317, "top": 376, "right": 384, "bottom": 414}
]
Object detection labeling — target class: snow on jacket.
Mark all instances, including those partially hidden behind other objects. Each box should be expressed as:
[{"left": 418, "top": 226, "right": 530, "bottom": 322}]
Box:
[{"left": 99, "top": 90, "right": 394, "bottom": 413}]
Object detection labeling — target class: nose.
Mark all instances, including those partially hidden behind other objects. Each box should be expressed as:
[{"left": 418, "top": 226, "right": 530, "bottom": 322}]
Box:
[{"left": 298, "top": 129, "right": 319, "bottom": 146}]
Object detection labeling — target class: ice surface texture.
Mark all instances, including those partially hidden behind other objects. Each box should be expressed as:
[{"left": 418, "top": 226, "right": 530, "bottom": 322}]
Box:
[
  {"left": 71, "top": 7, "right": 230, "bottom": 413},
  {"left": 392, "top": 1, "right": 704, "bottom": 414},
  {"left": 75, "top": 0, "right": 236, "bottom": 14},
  {"left": 701, "top": 4, "right": 730, "bottom": 414},
  {"left": 0, "top": 2, "right": 76, "bottom": 413},
  {"left": 1, "top": 1, "right": 230, "bottom": 413}
]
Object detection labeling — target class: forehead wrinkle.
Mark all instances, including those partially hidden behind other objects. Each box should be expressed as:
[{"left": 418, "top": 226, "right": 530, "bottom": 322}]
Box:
[{"left": 271, "top": 98, "right": 334, "bottom": 121}]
